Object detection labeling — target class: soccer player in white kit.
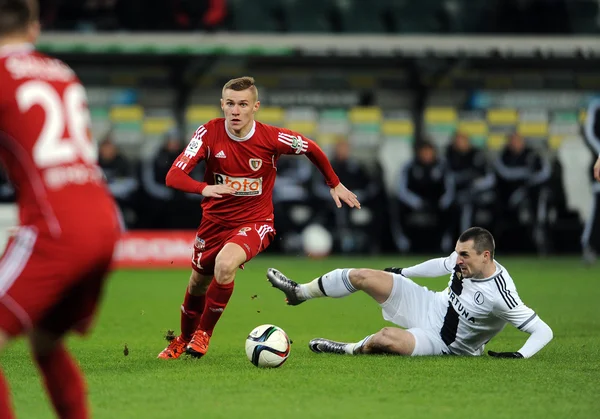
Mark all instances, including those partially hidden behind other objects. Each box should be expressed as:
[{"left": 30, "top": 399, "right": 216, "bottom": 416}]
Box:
[{"left": 267, "top": 227, "right": 553, "bottom": 358}]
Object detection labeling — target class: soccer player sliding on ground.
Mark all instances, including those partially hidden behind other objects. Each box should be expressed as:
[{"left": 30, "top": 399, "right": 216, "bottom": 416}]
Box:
[
  {"left": 0, "top": 1, "right": 122, "bottom": 417},
  {"left": 268, "top": 227, "right": 553, "bottom": 358},
  {"left": 158, "top": 76, "right": 361, "bottom": 360}
]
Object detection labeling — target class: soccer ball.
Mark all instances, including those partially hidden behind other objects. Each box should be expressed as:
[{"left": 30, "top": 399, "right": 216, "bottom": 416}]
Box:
[{"left": 245, "top": 324, "right": 291, "bottom": 368}]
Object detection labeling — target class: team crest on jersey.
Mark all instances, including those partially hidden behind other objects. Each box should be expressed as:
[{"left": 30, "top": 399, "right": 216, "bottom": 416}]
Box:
[
  {"left": 249, "top": 159, "right": 262, "bottom": 171},
  {"left": 237, "top": 227, "right": 252, "bottom": 236},
  {"left": 195, "top": 236, "right": 205, "bottom": 250},
  {"left": 474, "top": 291, "right": 484, "bottom": 305}
]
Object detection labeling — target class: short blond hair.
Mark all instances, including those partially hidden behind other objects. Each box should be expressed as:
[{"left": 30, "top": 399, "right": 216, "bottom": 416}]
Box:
[{"left": 222, "top": 76, "right": 258, "bottom": 101}]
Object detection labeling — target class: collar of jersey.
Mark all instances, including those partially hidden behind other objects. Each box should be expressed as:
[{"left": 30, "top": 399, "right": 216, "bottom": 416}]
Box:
[
  {"left": 0, "top": 43, "right": 34, "bottom": 58},
  {"left": 224, "top": 120, "right": 255, "bottom": 142},
  {"left": 468, "top": 264, "right": 503, "bottom": 282}
]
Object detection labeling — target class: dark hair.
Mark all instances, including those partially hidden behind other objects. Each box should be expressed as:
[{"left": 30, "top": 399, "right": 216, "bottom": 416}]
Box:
[
  {"left": 0, "top": 0, "right": 38, "bottom": 36},
  {"left": 459, "top": 227, "right": 495, "bottom": 259}
]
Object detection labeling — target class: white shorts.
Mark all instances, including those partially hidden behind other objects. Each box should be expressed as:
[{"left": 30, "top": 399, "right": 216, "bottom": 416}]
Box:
[{"left": 379, "top": 274, "right": 449, "bottom": 356}]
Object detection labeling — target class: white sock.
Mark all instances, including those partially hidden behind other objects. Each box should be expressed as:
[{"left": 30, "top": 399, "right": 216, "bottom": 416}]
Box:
[
  {"left": 348, "top": 334, "right": 374, "bottom": 355},
  {"left": 298, "top": 269, "right": 356, "bottom": 300}
]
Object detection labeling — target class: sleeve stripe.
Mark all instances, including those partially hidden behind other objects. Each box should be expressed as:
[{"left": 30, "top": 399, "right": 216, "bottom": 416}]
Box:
[
  {"left": 278, "top": 132, "right": 309, "bottom": 147},
  {"left": 518, "top": 312, "right": 538, "bottom": 330},
  {"left": 277, "top": 134, "right": 308, "bottom": 151},
  {"left": 494, "top": 275, "right": 517, "bottom": 309},
  {"left": 193, "top": 125, "right": 207, "bottom": 140},
  {"left": 175, "top": 161, "right": 187, "bottom": 170},
  {"left": 278, "top": 132, "right": 299, "bottom": 141},
  {"left": 501, "top": 275, "right": 518, "bottom": 307},
  {"left": 277, "top": 137, "right": 308, "bottom": 151}
]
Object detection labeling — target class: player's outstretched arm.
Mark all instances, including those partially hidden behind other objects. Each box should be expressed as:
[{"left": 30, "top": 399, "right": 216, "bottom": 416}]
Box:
[
  {"left": 330, "top": 183, "right": 361, "bottom": 209},
  {"left": 594, "top": 155, "right": 600, "bottom": 182},
  {"left": 490, "top": 315, "right": 553, "bottom": 359},
  {"left": 387, "top": 253, "right": 456, "bottom": 278}
]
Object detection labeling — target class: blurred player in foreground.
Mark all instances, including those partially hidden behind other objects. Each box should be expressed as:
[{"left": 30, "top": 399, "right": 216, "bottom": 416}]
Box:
[
  {"left": 0, "top": 1, "right": 122, "bottom": 418},
  {"left": 268, "top": 227, "right": 553, "bottom": 358},
  {"left": 158, "top": 76, "right": 360, "bottom": 359}
]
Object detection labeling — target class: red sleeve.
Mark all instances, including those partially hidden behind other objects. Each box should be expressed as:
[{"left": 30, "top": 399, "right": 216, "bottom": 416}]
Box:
[
  {"left": 165, "top": 124, "right": 210, "bottom": 194},
  {"left": 275, "top": 128, "right": 340, "bottom": 188}
]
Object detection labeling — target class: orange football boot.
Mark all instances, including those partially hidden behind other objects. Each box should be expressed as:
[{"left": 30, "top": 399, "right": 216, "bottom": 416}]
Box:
[
  {"left": 157, "top": 336, "right": 188, "bottom": 359},
  {"left": 186, "top": 330, "right": 211, "bottom": 358}
]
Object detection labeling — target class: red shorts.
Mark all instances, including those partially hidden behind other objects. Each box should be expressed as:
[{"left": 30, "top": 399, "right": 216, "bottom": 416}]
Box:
[
  {"left": 191, "top": 218, "right": 276, "bottom": 275},
  {"left": 0, "top": 226, "right": 119, "bottom": 337}
]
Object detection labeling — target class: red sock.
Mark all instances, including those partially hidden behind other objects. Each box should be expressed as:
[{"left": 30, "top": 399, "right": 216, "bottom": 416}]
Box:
[
  {"left": 0, "top": 369, "right": 15, "bottom": 419},
  {"left": 34, "top": 345, "right": 88, "bottom": 419},
  {"left": 181, "top": 287, "right": 206, "bottom": 341},
  {"left": 198, "top": 281, "right": 234, "bottom": 336}
]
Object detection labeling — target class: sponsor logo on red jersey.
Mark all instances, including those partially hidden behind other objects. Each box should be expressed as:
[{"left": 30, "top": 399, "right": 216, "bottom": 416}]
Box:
[{"left": 214, "top": 173, "right": 262, "bottom": 196}]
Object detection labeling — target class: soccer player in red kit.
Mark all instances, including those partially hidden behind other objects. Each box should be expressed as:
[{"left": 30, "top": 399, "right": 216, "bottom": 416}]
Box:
[
  {"left": 158, "top": 76, "right": 361, "bottom": 359},
  {"left": 0, "top": 1, "right": 122, "bottom": 418}
]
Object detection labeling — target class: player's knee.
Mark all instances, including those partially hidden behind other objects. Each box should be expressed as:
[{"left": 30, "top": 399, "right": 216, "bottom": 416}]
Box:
[
  {"left": 349, "top": 268, "right": 377, "bottom": 290},
  {"left": 375, "top": 327, "right": 396, "bottom": 346},
  {"left": 214, "top": 255, "right": 237, "bottom": 283}
]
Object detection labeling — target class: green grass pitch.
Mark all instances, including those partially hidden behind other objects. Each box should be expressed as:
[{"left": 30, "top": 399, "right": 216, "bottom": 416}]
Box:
[{"left": 2, "top": 256, "right": 599, "bottom": 418}]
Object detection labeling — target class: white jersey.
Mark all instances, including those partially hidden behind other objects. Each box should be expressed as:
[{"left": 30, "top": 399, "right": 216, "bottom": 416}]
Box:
[{"left": 406, "top": 253, "right": 539, "bottom": 356}]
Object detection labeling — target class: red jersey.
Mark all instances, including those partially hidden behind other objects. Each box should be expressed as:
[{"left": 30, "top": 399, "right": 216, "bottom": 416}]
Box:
[
  {"left": 0, "top": 44, "right": 119, "bottom": 239},
  {"left": 166, "top": 118, "right": 340, "bottom": 227}
]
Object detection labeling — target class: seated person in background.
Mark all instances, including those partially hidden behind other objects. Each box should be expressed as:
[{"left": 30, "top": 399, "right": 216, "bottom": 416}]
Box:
[
  {"left": 312, "top": 137, "right": 385, "bottom": 253},
  {"left": 445, "top": 131, "right": 495, "bottom": 234},
  {"left": 272, "top": 154, "right": 314, "bottom": 253},
  {"left": 98, "top": 135, "right": 138, "bottom": 227},
  {"left": 140, "top": 127, "right": 204, "bottom": 229},
  {"left": 493, "top": 133, "right": 551, "bottom": 252},
  {"left": 393, "top": 140, "right": 455, "bottom": 253}
]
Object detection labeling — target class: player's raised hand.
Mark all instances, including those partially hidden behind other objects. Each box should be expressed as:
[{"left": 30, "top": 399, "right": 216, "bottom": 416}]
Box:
[
  {"left": 202, "top": 185, "right": 236, "bottom": 198},
  {"left": 594, "top": 156, "right": 600, "bottom": 182},
  {"left": 330, "top": 183, "right": 361, "bottom": 209}
]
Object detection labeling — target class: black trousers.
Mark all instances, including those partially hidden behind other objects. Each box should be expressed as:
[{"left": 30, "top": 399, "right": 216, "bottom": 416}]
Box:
[{"left": 582, "top": 191, "right": 600, "bottom": 252}]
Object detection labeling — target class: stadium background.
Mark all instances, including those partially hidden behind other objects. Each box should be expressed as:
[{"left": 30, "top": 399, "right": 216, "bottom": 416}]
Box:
[{"left": 1, "top": 0, "right": 599, "bottom": 266}]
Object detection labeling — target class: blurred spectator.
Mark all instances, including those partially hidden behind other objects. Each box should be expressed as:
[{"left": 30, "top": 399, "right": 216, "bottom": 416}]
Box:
[
  {"left": 312, "top": 138, "right": 385, "bottom": 254},
  {"left": 392, "top": 140, "right": 455, "bottom": 254},
  {"left": 139, "top": 128, "right": 203, "bottom": 228},
  {"left": 582, "top": 99, "right": 600, "bottom": 263},
  {"left": 445, "top": 131, "right": 495, "bottom": 234},
  {"left": 98, "top": 135, "right": 139, "bottom": 227},
  {"left": 272, "top": 155, "right": 315, "bottom": 253},
  {"left": 493, "top": 133, "right": 552, "bottom": 252}
]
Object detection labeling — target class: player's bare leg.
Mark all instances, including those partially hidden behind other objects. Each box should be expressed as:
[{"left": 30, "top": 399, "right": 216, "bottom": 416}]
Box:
[
  {"left": 187, "top": 243, "right": 246, "bottom": 358},
  {"left": 267, "top": 267, "right": 394, "bottom": 305},
  {"left": 28, "top": 329, "right": 89, "bottom": 419},
  {"left": 309, "top": 327, "right": 415, "bottom": 356},
  {"left": 359, "top": 327, "right": 415, "bottom": 355},
  {"left": 0, "top": 329, "right": 16, "bottom": 419},
  {"left": 158, "top": 270, "right": 212, "bottom": 359}
]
